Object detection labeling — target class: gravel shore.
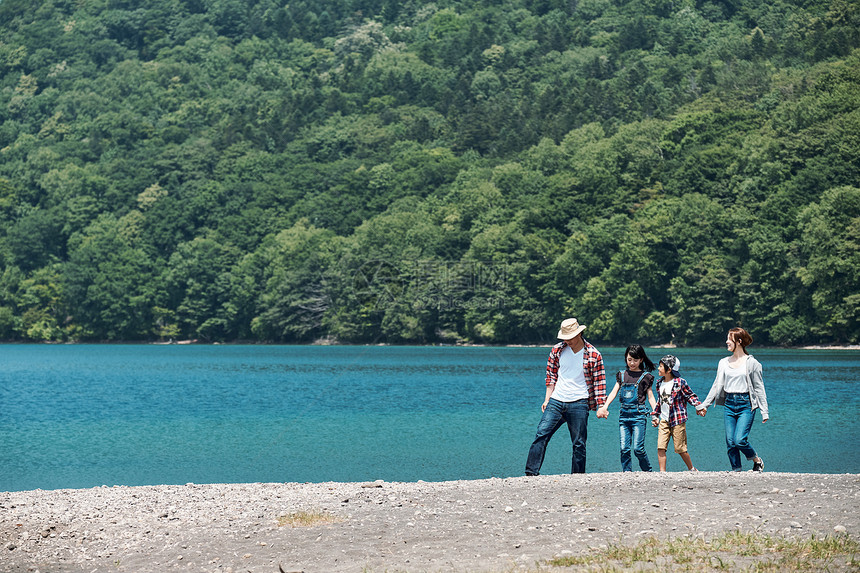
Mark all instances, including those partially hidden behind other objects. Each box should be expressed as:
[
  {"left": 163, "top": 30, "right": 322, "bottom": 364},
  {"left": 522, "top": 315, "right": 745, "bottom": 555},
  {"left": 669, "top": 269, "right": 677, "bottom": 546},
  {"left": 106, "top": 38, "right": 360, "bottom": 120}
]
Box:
[{"left": 2, "top": 472, "right": 858, "bottom": 573}]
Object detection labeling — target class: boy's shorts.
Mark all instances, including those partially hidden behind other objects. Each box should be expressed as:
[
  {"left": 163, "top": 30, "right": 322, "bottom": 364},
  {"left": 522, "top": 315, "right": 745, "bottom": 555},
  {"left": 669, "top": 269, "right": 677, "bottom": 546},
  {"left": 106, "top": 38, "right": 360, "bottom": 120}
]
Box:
[{"left": 657, "top": 421, "right": 688, "bottom": 453}]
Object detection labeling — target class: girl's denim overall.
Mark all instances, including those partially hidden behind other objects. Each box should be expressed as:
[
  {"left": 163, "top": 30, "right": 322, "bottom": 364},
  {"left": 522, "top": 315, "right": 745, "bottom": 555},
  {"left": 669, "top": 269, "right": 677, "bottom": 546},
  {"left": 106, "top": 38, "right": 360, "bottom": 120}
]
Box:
[{"left": 619, "top": 375, "right": 652, "bottom": 472}]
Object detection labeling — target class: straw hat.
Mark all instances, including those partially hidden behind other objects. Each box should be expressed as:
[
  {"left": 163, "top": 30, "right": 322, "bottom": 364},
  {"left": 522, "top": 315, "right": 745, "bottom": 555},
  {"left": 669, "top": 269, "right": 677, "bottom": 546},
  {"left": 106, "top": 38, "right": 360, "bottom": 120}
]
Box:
[{"left": 557, "top": 318, "right": 586, "bottom": 340}]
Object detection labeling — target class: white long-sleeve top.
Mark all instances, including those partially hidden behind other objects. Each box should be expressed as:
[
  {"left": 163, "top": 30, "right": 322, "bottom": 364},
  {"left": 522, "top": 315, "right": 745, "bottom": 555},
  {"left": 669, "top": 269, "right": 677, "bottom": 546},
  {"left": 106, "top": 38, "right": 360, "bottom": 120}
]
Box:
[{"left": 701, "top": 355, "right": 769, "bottom": 420}]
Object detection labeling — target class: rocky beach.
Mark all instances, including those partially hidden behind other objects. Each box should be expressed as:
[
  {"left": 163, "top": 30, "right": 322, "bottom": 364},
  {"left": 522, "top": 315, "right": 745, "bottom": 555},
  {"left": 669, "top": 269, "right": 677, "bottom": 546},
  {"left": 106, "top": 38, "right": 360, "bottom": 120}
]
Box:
[{"left": 2, "top": 472, "right": 858, "bottom": 573}]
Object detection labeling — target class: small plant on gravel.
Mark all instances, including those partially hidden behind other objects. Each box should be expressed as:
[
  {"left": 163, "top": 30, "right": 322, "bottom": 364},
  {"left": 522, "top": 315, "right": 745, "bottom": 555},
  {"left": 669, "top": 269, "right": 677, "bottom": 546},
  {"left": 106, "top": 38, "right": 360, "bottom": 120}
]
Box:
[
  {"left": 276, "top": 510, "right": 344, "bottom": 528},
  {"left": 546, "top": 531, "right": 860, "bottom": 572}
]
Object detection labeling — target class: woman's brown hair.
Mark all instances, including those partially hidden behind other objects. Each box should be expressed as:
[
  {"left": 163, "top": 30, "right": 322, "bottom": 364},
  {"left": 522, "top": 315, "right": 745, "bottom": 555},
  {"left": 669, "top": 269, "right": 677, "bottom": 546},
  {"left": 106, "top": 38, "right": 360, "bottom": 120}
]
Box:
[{"left": 729, "top": 327, "right": 753, "bottom": 354}]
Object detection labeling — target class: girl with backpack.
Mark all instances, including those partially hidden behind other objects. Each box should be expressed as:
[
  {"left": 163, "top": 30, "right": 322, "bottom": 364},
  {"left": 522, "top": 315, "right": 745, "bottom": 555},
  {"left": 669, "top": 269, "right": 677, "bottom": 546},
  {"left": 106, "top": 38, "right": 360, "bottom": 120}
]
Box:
[{"left": 597, "top": 345, "right": 657, "bottom": 472}]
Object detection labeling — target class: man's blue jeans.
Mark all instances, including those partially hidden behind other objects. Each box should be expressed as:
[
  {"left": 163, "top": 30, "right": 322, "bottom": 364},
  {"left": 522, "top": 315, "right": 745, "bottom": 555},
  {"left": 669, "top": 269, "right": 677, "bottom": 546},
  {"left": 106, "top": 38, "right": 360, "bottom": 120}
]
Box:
[
  {"left": 724, "top": 393, "right": 758, "bottom": 470},
  {"left": 619, "top": 414, "right": 652, "bottom": 472},
  {"left": 525, "top": 398, "right": 589, "bottom": 475}
]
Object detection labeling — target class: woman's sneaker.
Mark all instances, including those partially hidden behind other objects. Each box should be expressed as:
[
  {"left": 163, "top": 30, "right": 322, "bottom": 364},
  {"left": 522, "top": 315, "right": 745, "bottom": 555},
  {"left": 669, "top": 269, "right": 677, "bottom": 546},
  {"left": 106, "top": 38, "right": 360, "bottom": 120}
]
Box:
[{"left": 752, "top": 457, "right": 764, "bottom": 472}]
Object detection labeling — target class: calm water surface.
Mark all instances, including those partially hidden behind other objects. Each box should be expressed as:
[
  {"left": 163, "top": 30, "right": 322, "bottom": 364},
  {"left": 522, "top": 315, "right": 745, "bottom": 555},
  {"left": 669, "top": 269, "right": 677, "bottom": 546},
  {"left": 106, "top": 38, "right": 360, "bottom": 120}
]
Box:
[{"left": 1, "top": 345, "right": 858, "bottom": 491}]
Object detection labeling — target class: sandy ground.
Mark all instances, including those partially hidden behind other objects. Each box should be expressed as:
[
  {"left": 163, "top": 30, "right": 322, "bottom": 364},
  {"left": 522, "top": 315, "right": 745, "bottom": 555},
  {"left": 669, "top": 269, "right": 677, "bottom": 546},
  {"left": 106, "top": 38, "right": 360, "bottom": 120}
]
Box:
[{"left": 1, "top": 472, "right": 858, "bottom": 573}]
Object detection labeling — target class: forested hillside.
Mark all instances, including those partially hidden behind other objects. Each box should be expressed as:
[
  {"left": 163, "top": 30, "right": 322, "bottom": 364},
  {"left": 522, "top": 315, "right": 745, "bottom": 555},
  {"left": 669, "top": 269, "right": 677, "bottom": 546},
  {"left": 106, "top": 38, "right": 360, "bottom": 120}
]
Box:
[{"left": 1, "top": 0, "right": 858, "bottom": 346}]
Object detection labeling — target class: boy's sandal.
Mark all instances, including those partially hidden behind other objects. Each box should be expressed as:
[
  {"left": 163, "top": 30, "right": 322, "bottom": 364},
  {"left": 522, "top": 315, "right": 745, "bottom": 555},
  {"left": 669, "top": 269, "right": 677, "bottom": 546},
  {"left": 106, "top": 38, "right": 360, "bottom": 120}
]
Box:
[{"left": 690, "top": 467, "right": 699, "bottom": 472}]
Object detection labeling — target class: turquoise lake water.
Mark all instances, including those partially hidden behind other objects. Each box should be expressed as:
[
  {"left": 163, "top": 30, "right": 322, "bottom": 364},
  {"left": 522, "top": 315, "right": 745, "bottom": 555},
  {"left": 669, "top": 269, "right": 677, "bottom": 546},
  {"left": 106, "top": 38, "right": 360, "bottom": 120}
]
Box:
[{"left": 1, "top": 344, "right": 858, "bottom": 491}]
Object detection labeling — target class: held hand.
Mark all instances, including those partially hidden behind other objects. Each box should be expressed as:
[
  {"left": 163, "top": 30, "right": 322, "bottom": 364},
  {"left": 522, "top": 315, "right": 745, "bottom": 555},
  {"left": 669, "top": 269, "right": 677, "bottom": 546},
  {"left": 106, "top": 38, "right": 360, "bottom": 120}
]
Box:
[
  {"left": 651, "top": 417, "right": 658, "bottom": 427},
  {"left": 697, "top": 408, "right": 707, "bottom": 417},
  {"left": 596, "top": 407, "right": 608, "bottom": 419}
]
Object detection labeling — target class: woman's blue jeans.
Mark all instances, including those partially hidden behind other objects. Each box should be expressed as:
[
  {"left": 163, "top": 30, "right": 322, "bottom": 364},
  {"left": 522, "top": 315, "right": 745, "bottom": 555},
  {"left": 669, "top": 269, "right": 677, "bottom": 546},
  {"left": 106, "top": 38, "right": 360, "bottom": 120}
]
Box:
[
  {"left": 724, "top": 393, "right": 758, "bottom": 470},
  {"left": 525, "top": 398, "right": 589, "bottom": 475},
  {"left": 619, "top": 413, "right": 652, "bottom": 472}
]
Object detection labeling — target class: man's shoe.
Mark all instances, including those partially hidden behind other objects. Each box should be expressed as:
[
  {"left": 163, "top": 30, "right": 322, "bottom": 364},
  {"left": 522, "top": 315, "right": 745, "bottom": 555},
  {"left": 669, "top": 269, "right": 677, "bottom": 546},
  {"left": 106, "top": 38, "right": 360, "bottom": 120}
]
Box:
[{"left": 752, "top": 457, "right": 764, "bottom": 472}]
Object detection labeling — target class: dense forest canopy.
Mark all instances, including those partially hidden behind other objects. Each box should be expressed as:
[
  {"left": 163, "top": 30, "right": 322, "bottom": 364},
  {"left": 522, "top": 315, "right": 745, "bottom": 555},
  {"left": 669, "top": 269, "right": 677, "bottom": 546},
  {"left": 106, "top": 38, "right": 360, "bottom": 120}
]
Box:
[{"left": 0, "top": 0, "right": 858, "bottom": 346}]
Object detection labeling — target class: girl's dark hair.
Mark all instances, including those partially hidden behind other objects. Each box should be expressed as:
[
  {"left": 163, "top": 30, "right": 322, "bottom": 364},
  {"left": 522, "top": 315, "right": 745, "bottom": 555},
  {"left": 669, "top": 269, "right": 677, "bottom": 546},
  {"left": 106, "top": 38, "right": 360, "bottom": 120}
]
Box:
[
  {"left": 625, "top": 344, "right": 655, "bottom": 372},
  {"left": 729, "top": 327, "right": 753, "bottom": 354}
]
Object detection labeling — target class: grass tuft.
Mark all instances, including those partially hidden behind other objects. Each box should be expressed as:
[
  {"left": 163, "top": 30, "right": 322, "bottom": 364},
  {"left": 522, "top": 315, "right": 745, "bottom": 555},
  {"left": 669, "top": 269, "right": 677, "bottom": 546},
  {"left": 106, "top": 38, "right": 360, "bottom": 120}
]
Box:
[
  {"left": 547, "top": 531, "right": 860, "bottom": 572},
  {"left": 276, "top": 510, "right": 344, "bottom": 528}
]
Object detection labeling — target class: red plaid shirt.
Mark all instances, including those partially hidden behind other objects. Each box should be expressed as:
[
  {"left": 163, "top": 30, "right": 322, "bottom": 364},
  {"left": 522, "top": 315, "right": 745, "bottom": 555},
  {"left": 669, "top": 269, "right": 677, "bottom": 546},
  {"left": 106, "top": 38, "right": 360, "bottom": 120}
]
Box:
[
  {"left": 651, "top": 377, "right": 703, "bottom": 427},
  {"left": 545, "top": 339, "right": 606, "bottom": 411}
]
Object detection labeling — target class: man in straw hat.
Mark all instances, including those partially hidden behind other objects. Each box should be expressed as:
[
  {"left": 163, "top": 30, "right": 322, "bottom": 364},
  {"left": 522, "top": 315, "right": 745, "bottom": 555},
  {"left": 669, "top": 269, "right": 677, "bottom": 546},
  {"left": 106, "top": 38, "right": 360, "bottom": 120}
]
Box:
[{"left": 525, "top": 318, "right": 607, "bottom": 475}]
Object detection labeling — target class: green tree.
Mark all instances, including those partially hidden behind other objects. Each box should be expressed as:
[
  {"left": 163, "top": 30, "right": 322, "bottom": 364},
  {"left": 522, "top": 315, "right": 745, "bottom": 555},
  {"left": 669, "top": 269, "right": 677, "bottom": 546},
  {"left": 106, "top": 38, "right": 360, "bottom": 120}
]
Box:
[
  {"left": 796, "top": 186, "right": 860, "bottom": 343},
  {"left": 669, "top": 255, "right": 736, "bottom": 346},
  {"left": 62, "top": 214, "right": 160, "bottom": 340},
  {"left": 251, "top": 219, "right": 339, "bottom": 342},
  {"left": 164, "top": 236, "right": 242, "bottom": 341},
  {"left": 14, "top": 265, "right": 65, "bottom": 341}
]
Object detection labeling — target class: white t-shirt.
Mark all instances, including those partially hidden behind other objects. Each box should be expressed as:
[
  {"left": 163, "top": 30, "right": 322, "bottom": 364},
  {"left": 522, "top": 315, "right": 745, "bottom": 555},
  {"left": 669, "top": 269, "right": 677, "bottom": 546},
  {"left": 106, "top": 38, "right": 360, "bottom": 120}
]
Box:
[
  {"left": 724, "top": 357, "right": 749, "bottom": 393},
  {"left": 658, "top": 379, "right": 675, "bottom": 421},
  {"left": 550, "top": 345, "right": 589, "bottom": 402}
]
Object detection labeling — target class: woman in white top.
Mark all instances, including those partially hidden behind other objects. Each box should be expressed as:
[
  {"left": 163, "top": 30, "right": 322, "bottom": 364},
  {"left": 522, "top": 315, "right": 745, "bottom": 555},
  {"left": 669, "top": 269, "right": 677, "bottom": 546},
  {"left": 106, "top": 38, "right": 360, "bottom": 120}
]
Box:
[{"left": 700, "top": 327, "right": 768, "bottom": 471}]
